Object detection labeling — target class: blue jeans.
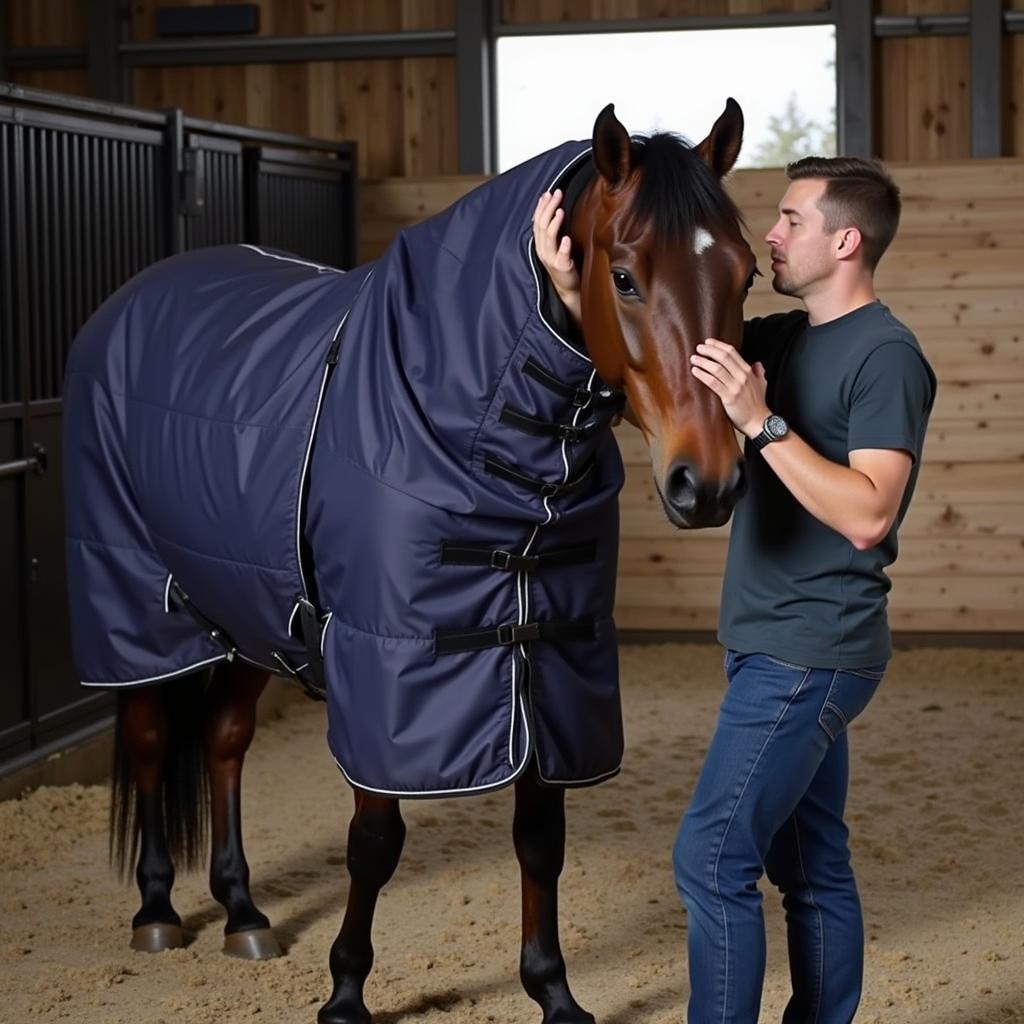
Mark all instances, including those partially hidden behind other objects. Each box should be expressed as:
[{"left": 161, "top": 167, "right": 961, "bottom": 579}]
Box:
[{"left": 673, "top": 651, "right": 885, "bottom": 1024}]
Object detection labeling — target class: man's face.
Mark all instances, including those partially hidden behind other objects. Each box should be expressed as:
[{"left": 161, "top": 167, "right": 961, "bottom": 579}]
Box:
[{"left": 764, "top": 178, "right": 836, "bottom": 298}]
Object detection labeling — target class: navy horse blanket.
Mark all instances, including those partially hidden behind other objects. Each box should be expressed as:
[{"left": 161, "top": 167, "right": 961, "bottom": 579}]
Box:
[{"left": 64, "top": 140, "right": 626, "bottom": 796}]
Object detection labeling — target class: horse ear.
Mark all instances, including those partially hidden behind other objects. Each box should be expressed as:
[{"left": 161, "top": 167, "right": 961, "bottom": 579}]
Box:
[
  {"left": 592, "top": 103, "right": 633, "bottom": 188},
  {"left": 695, "top": 98, "right": 744, "bottom": 177}
]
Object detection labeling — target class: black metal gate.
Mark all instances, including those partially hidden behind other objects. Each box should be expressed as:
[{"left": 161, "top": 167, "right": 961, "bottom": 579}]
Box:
[{"left": 0, "top": 83, "right": 357, "bottom": 772}]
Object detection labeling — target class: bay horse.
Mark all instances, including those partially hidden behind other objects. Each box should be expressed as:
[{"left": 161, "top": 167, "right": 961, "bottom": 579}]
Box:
[{"left": 65, "top": 100, "right": 754, "bottom": 1023}]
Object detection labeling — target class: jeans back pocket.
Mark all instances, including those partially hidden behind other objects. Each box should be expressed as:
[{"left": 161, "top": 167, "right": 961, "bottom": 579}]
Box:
[{"left": 818, "top": 665, "right": 885, "bottom": 741}]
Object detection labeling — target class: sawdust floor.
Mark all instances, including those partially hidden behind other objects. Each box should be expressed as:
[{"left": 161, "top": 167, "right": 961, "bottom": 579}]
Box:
[{"left": 1, "top": 644, "right": 1022, "bottom": 1023}]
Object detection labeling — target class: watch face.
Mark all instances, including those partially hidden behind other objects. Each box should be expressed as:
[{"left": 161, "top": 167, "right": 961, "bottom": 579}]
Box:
[{"left": 766, "top": 414, "right": 789, "bottom": 439}]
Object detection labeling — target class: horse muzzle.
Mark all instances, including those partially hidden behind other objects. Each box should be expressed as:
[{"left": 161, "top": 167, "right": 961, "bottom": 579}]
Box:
[{"left": 660, "top": 458, "right": 747, "bottom": 529}]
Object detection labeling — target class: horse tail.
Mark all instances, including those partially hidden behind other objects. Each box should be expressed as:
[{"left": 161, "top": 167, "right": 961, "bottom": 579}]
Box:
[{"left": 110, "top": 670, "right": 211, "bottom": 879}]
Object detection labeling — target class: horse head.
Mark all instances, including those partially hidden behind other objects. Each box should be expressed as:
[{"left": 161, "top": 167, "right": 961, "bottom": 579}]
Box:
[{"left": 567, "top": 100, "right": 754, "bottom": 529}]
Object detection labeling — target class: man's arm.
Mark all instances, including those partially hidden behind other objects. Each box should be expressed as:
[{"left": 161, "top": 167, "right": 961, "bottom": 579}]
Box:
[
  {"left": 690, "top": 339, "right": 914, "bottom": 549},
  {"left": 756, "top": 436, "right": 912, "bottom": 550}
]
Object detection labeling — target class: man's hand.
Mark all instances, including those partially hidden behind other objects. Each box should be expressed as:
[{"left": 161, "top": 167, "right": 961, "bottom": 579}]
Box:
[
  {"left": 689, "top": 338, "right": 770, "bottom": 437},
  {"left": 533, "top": 190, "right": 582, "bottom": 325}
]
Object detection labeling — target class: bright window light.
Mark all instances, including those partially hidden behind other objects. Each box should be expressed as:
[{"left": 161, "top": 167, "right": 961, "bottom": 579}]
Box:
[{"left": 496, "top": 26, "right": 836, "bottom": 171}]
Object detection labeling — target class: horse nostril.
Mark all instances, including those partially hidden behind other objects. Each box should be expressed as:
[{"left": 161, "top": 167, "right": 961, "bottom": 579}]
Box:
[
  {"left": 666, "top": 459, "right": 701, "bottom": 514},
  {"left": 718, "top": 461, "right": 747, "bottom": 504}
]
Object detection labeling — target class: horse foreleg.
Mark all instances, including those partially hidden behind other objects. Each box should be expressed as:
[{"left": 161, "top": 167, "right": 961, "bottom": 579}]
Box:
[
  {"left": 514, "top": 771, "right": 596, "bottom": 1024},
  {"left": 119, "top": 686, "right": 183, "bottom": 952},
  {"left": 319, "top": 792, "right": 406, "bottom": 1024},
  {"left": 205, "top": 660, "right": 281, "bottom": 959}
]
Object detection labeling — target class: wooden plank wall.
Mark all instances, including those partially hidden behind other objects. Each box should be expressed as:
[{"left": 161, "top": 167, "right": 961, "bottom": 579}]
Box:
[
  {"left": 876, "top": 0, "right": 971, "bottom": 162},
  {"left": 4, "top": 0, "right": 1023, "bottom": 634},
  {"left": 361, "top": 159, "right": 1024, "bottom": 633},
  {"left": 128, "top": 0, "right": 459, "bottom": 178},
  {"left": 6, "top": 1, "right": 1024, "bottom": 166},
  {"left": 130, "top": 60, "right": 459, "bottom": 178},
  {"left": 4, "top": 0, "right": 89, "bottom": 95},
  {"left": 5, "top": 0, "right": 86, "bottom": 46}
]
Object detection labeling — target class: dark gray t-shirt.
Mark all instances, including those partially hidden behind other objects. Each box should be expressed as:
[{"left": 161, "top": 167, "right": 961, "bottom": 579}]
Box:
[{"left": 718, "top": 301, "right": 937, "bottom": 668}]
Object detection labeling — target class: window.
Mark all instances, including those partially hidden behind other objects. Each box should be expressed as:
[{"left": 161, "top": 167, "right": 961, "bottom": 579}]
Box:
[{"left": 496, "top": 26, "right": 836, "bottom": 171}]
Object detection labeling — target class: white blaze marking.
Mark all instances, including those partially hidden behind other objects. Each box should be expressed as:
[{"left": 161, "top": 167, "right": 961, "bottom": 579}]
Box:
[{"left": 693, "top": 228, "right": 714, "bottom": 255}]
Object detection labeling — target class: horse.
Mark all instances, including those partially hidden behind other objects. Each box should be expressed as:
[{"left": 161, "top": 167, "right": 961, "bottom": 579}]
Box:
[{"left": 63, "top": 99, "right": 754, "bottom": 1024}]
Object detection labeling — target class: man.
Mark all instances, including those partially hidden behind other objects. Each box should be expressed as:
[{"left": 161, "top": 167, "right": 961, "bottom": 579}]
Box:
[{"left": 533, "top": 155, "right": 936, "bottom": 1023}]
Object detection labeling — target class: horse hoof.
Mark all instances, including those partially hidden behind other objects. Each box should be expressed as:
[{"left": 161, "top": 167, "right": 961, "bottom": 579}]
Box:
[
  {"left": 130, "top": 923, "right": 184, "bottom": 953},
  {"left": 223, "top": 927, "right": 283, "bottom": 960},
  {"left": 317, "top": 1000, "right": 372, "bottom": 1024}
]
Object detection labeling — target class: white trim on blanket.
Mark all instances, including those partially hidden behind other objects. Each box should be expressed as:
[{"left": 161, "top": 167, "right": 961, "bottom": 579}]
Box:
[
  {"left": 528, "top": 147, "right": 594, "bottom": 364},
  {"left": 332, "top": 744, "right": 534, "bottom": 800},
  {"left": 80, "top": 654, "right": 227, "bottom": 688},
  {"left": 515, "top": 365, "right": 599, "bottom": 778},
  {"left": 319, "top": 612, "right": 333, "bottom": 657},
  {"left": 511, "top": 523, "right": 541, "bottom": 767},
  {"left": 296, "top": 362, "right": 335, "bottom": 603},
  {"left": 538, "top": 765, "right": 622, "bottom": 787},
  {"left": 239, "top": 244, "right": 345, "bottom": 274},
  {"left": 236, "top": 651, "right": 283, "bottom": 674},
  {"left": 294, "top": 270, "right": 374, "bottom": 606}
]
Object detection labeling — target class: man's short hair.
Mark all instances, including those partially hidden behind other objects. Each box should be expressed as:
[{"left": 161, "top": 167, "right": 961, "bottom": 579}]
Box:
[{"left": 786, "top": 156, "right": 901, "bottom": 271}]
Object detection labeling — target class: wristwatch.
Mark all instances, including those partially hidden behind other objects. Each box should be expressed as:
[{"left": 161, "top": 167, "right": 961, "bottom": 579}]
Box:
[{"left": 751, "top": 413, "right": 789, "bottom": 451}]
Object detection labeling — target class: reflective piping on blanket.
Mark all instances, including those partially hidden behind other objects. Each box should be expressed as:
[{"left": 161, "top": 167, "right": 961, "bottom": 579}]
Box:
[
  {"left": 320, "top": 612, "right": 333, "bottom": 657},
  {"left": 514, "top": 365, "right": 599, "bottom": 773},
  {"left": 239, "top": 244, "right": 345, "bottom": 275},
  {"left": 529, "top": 147, "right": 594, "bottom": 364},
  {"left": 332, "top": 747, "right": 534, "bottom": 800},
  {"left": 81, "top": 654, "right": 227, "bottom": 688},
  {"left": 235, "top": 651, "right": 281, "bottom": 674},
  {"left": 295, "top": 370, "right": 333, "bottom": 602},
  {"left": 511, "top": 522, "right": 540, "bottom": 766},
  {"left": 294, "top": 270, "right": 374, "bottom": 608}
]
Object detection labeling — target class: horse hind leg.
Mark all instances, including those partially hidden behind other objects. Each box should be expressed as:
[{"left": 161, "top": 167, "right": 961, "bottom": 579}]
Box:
[
  {"left": 113, "top": 673, "right": 208, "bottom": 952},
  {"left": 204, "top": 660, "right": 281, "bottom": 959},
  {"left": 319, "top": 792, "right": 406, "bottom": 1024},
  {"left": 514, "top": 770, "right": 596, "bottom": 1024}
]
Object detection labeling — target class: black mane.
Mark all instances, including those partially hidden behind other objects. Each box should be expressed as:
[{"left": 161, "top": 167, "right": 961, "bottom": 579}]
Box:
[{"left": 628, "top": 132, "right": 744, "bottom": 244}]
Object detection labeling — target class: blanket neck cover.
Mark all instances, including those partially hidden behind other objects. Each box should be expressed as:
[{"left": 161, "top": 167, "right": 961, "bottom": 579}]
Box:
[{"left": 64, "top": 140, "right": 627, "bottom": 796}]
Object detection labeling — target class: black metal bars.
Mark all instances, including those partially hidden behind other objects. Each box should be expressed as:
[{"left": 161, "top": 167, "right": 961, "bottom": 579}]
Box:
[{"left": 0, "top": 83, "right": 357, "bottom": 773}]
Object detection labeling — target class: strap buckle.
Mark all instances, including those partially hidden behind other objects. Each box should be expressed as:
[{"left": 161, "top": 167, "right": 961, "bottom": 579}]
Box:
[
  {"left": 572, "top": 386, "right": 591, "bottom": 408},
  {"left": 208, "top": 629, "right": 237, "bottom": 661},
  {"left": 557, "top": 423, "right": 582, "bottom": 443},
  {"left": 490, "top": 549, "right": 513, "bottom": 570},
  {"left": 496, "top": 622, "right": 541, "bottom": 646}
]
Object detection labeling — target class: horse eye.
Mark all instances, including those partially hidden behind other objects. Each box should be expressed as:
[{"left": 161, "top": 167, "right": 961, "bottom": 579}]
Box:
[
  {"left": 744, "top": 268, "right": 762, "bottom": 292},
  {"left": 612, "top": 269, "right": 638, "bottom": 296}
]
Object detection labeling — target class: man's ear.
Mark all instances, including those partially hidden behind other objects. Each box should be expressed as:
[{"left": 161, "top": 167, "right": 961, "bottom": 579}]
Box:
[
  {"left": 835, "top": 227, "right": 863, "bottom": 260},
  {"left": 593, "top": 103, "right": 633, "bottom": 188},
  {"left": 695, "top": 97, "right": 744, "bottom": 177}
]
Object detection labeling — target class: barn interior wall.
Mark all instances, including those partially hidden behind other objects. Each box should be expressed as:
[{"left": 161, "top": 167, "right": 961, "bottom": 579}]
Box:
[
  {"left": 4, "top": 1, "right": 1022, "bottom": 635},
  {"left": 4, "top": 1, "right": 1024, "bottom": 168},
  {"left": 361, "top": 161, "right": 1024, "bottom": 634}
]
